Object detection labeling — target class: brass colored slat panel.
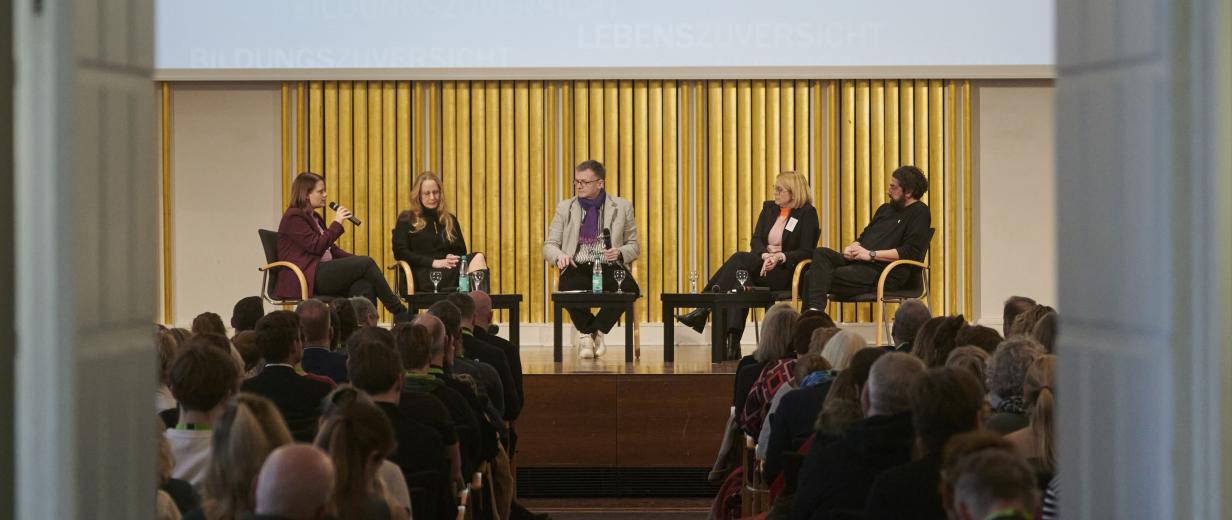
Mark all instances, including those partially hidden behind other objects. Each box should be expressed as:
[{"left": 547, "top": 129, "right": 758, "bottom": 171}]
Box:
[
  {"left": 694, "top": 82, "right": 706, "bottom": 276},
  {"left": 663, "top": 80, "right": 679, "bottom": 296},
  {"left": 648, "top": 80, "right": 664, "bottom": 321},
  {"left": 840, "top": 80, "right": 856, "bottom": 322},
  {"left": 297, "top": 82, "right": 306, "bottom": 172},
  {"left": 914, "top": 79, "right": 929, "bottom": 175},
  {"left": 826, "top": 81, "right": 839, "bottom": 249},
  {"left": 752, "top": 80, "right": 767, "bottom": 212},
  {"left": 810, "top": 80, "right": 823, "bottom": 237},
  {"left": 455, "top": 82, "right": 471, "bottom": 244},
  {"left": 486, "top": 81, "right": 501, "bottom": 281},
  {"left": 900, "top": 81, "right": 914, "bottom": 166},
  {"left": 501, "top": 81, "right": 516, "bottom": 297},
  {"left": 530, "top": 81, "right": 546, "bottom": 322},
  {"left": 413, "top": 82, "right": 425, "bottom": 173},
  {"left": 429, "top": 82, "right": 441, "bottom": 172},
  {"left": 381, "top": 81, "right": 397, "bottom": 300},
  {"left": 945, "top": 80, "right": 958, "bottom": 315},
  {"left": 855, "top": 80, "right": 870, "bottom": 323},
  {"left": 367, "top": 82, "right": 384, "bottom": 262},
  {"left": 619, "top": 80, "right": 634, "bottom": 199},
  {"left": 766, "top": 80, "right": 780, "bottom": 192},
  {"left": 737, "top": 80, "right": 752, "bottom": 248},
  {"left": 470, "top": 82, "right": 487, "bottom": 256},
  {"left": 338, "top": 82, "right": 354, "bottom": 252},
  {"left": 280, "top": 83, "right": 290, "bottom": 211},
  {"left": 309, "top": 81, "right": 323, "bottom": 172},
  {"left": 562, "top": 81, "right": 572, "bottom": 190},
  {"left": 604, "top": 81, "right": 620, "bottom": 197},
  {"left": 589, "top": 80, "right": 604, "bottom": 163},
  {"left": 962, "top": 80, "right": 973, "bottom": 318},
  {"left": 161, "top": 83, "right": 173, "bottom": 323},
  {"left": 516, "top": 81, "right": 531, "bottom": 317},
  {"left": 574, "top": 80, "right": 588, "bottom": 166},
  {"left": 870, "top": 80, "right": 886, "bottom": 207},
  {"left": 324, "top": 81, "right": 339, "bottom": 218},
  {"left": 397, "top": 82, "right": 412, "bottom": 207},
  {"left": 885, "top": 81, "right": 900, "bottom": 173},
  {"left": 780, "top": 81, "right": 794, "bottom": 171},
  {"left": 795, "top": 80, "right": 809, "bottom": 177},
  {"left": 441, "top": 82, "right": 457, "bottom": 214},
  {"left": 927, "top": 79, "right": 943, "bottom": 312},
  {"left": 547, "top": 82, "right": 558, "bottom": 225},
  {"left": 352, "top": 83, "right": 369, "bottom": 254},
  {"left": 680, "top": 83, "right": 694, "bottom": 285},
  {"left": 722, "top": 80, "right": 737, "bottom": 257},
  {"left": 633, "top": 80, "right": 649, "bottom": 321}
]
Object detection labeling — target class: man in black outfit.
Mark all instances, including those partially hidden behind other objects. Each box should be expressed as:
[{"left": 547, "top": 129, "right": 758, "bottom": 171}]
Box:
[
  {"left": 864, "top": 367, "right": 985, "bottom": 519},
  {"left": 805, "top": 165, "right": 933, "bottom": 310},
  {"left": 297, "top": 298, "right": 349, "bottom": 383},
  {"left": 448, "top": 292, "right": 521, "bottom": 422},
  {"left": 242, "top": 311, "right": 334, "bottom": 442},
  {"left": 791, "top": 352, "right": 926, "bottom": 520}
]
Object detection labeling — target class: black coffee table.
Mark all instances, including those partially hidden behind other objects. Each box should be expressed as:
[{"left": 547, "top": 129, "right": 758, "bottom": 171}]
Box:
[
  {"left": 403, "top": 292, "right": 524, "bottom": 348},
  {"left": 661, "top": 291, "right": 778, "bottom": 363},
  {"left": 550, "top": 291, "right": 639, "bottom": 362}
]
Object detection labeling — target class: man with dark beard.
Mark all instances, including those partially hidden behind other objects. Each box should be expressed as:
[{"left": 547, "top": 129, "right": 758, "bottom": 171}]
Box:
[{"left": 804, "top": 165, "right": 932, "bottom": 311}]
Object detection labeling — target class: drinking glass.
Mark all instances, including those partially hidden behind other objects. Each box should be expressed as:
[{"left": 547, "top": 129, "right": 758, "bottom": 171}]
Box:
[
  {"left": 735, "top": 269, "right": 749, "bottom": 291},
  {"left": 430, "top": 270, "right": 443, "bottom": 293},
  {"left": 689, "top": 271, "right": 699, "bottom": 293},
  {"left": 472, "top": 270, "right": 486, "bottom": 292},
  {"left": 613, "top": 267, "right": 627, "bottom": 293}
]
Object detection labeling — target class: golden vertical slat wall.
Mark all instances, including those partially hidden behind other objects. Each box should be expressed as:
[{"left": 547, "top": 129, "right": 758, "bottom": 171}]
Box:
[{"left": 281, "top": 79, "right": 973, "bottom": 325}]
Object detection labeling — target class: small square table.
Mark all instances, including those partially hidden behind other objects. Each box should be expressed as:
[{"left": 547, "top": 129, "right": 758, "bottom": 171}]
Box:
[
  {"left": 661, "top": 291, "right": 778, "bottom": 363},
  {"left": 403, "top": 292, "right": 524, "bottom": 348},
  {"left": 550, "top": 292, "right": 639, "bottom": 362}
]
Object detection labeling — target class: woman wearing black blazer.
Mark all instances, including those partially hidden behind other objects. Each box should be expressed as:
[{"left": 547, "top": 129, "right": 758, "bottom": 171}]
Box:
[
  {"left": 391, "top": 171, "right": 490, "bottom": 293},
  {"left": 677, "top": 171, "right": 820, "bottom": 358}
]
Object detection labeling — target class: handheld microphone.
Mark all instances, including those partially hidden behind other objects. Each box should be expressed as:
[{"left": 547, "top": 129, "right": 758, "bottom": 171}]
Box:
[
  {"left": 328, "top": 202, "right": 362, "bottom": 226},
  {"left": 602, "top": 228, "right": 612, "bottom": 250}
]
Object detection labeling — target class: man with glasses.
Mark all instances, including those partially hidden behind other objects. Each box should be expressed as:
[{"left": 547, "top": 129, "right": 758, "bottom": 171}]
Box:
[{"left": 543, "top": 160, "right": 640, "bottom": 359}]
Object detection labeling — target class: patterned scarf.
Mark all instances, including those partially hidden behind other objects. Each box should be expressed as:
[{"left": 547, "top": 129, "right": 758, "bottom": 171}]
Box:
[
  {"left": 994, "top": 394, "right": 1027, "bottom": 415},
  {"left": 577, "top": 190, "right": 606, "bottom": 244}
]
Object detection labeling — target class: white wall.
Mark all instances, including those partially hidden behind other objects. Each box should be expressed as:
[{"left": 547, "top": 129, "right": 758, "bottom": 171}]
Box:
[
  {"left": 167, "top": 83, "right": 283, "bottom": 326},
  {"left": 972, "top": 81, "right": 1056, "bottom": 327}
]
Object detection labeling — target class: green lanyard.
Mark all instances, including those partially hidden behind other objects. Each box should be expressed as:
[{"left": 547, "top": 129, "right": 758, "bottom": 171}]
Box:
[{"left": 175, "top": 423, "right": 211, "bottom": 431}]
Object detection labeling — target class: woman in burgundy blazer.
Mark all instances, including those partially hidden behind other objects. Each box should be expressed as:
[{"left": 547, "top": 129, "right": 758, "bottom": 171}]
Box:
[{"left": 275, "top": 172, "right": 408, "bottom": 319}]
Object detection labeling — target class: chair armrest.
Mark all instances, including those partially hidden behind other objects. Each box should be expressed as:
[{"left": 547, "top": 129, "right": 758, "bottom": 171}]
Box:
[
  {"left": 387, "top": 260, "right": 414, "bottom": 294},
  {"left": 259, "top": 261, "right": 308, "bottom": 300},
  {"left": 791, "top": 259, "right": 812, "bottom": 308},
  {"left": 876, "top": 260, "right": 929, "bottom": 300}
]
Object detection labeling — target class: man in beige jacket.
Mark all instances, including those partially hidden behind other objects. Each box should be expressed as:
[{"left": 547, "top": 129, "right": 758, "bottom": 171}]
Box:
[{"left": 543, "top": 160, "right": 640, "bottom": 358}]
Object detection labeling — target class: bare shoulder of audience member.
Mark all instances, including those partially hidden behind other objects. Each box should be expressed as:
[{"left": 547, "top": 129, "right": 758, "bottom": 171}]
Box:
[
  {"left": 254, "top": 444, "right": 335, "bottom": 520},
  {"left": 954, "top": 324, "right": 1004, "bottom": 355},
  {"left": 191, "top": 312, "right": 228, "bottom": 337}
]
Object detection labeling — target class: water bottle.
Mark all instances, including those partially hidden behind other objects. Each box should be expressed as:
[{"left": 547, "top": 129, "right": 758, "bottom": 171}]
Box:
[
  {"left": 458, "top": 254, "right": 470, "bottom": 293},
  {"left": 591, "top": 251, "right": 603, "bottom": 293}
]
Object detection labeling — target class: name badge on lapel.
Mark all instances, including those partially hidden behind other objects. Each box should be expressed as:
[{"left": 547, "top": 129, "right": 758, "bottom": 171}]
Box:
[{"left": 785, "top": 217, "right": 799, "bottom": 232}]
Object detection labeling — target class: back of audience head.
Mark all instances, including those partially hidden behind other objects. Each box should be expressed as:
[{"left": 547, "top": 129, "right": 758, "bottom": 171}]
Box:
[
  {"left": 445, "top": 292, "right": 477, "bottom": 326},
  {"left": 798, "top": 308, "right": 836, "bottom": 328},
  {"left": 345, "top": 325, "right": 395, "bottom": 353},
  {"left": 231, "top": 330, "right": 260, "bottom": 375},
  {"left": 1025, "top": 354, "right": 1057, "bottom": 474},
  {"left": 470, "top": 291, "right": 494, "bottom": 329},
  {"left": 823, "top": 347, "right": 889, "bottom": 405},
  {"left": 914, "top": 314, "right": 967, "bottom": 367},
  {"left": 951, "top": 450, "right": 1039, "bottom": 520},
  {"left": 203, "top": 393, "right": 294, "bottom": 519},
  {"left": 314, "top": 387, "right": 397, "bottom": 520},
  {"left": 1002, "top": 296, "right": 1037, "bottom": 338},
  {"left": 348, "top": 338, "right": 404, "bottom": 396},
  {"left": 820, "top": 330, "right": 868, "bottom": 370},
  {"left": 1030, "top": 312, "right": 1058, "bottom": 353},
  {"left": 255, "top": 311, "right": 303, "bottom": 365},
  {"left": 157, "top": 330, "right": 181, "bottom": 386},
  {"left": 412, "top": 314, "right": 447, "bottom": 362},
  {"left": 755, "top": 303, "right": 799, "bottom": 363},
  {"left": 791, "top": 316, "right": 829, "bottom": 356},
  {"left": 945, "top": 346, "right": 991, "bottom": 393},
  {"left": 954, "top": 324, "right": 1004, "bottom": 355},
  {"left": 806, "top": 327, "right": 842, "bottom": 356},
  {"left": 231, "top": 296, "right": 265, "bottom": 332},
  {"left": 863, "top": 352, "right": 927, "bottom": 417},
  {"left": 349, "top": 296, "right": 379, "bottom": 327},
  {"left": 1008, "top": 304, "right": 1054, "bottom": 338},
  {"left": 988, "top": 337, "right": 1045, "bottom": 401},
  {"left": 427, "top": 301, "right": 462, "bottom": 345},
  {"left": 940, "top": 432, "right": 1030, "bottom": 519},
  {"left": 296, "top": 299, "right": 332, "bottom": 347},
  {"left": 167, "top": 327, "right": 192, "bottom": 345},
  {"left": 892, "top": 299, "right": 932, "bottom": 347},
  {"left": 911, "top": 367, "right": 985, "bottom": 456},
  {"left": 329, "top": 298, "right": 360, "bottom": 347},
  {"left": 183, "top": 333, "right": 246, "bottom": 384},
  {"left": 792, "top": 353, "right": 832, "bottom": 385},
  {"left": 192, "top": 311, "right": 228, "bottom": 337},
  {"left": 394, "top": 322, "right": 435, "bottom": 371},
  {"left": 169, "top": 345, "right": 238, "bottom": 414},
  {"left": 254, "top": 444, "right": 335, "bottom": 520}
]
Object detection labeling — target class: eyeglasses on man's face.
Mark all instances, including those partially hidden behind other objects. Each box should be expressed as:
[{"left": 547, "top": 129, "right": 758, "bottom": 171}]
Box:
[{"left": 574, "top": 178, "right": 601, "bottom": 186}]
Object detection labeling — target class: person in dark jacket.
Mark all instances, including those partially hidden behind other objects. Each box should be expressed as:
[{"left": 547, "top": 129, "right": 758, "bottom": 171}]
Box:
[
  {"left": 391, "top": 171, "right": 490, "bottom": 293},
  {"left": 676, "top": 171, "right": 820, "bottom": 358},
  {"left": 791, "top": 353, "right": 926, "bottom": 520}
]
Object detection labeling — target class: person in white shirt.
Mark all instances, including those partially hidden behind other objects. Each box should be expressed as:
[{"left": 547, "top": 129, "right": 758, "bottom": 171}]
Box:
[{"left": 164, "top": 343, "right": 238, "bottom": 488}]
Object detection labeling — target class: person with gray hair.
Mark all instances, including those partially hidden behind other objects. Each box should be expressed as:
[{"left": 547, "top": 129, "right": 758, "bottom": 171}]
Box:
[
  {"left": 349, "top": 296, "right": 379, "bottom": 327},
  {"left": 985, "top": 337, "right": 1045, "bottom": 434},
  {"left": 892, "top": 298, "right": 932, "bottom": 352},
  {"left": 820, "top": 330, "right": 868, "bottom": 370},
  {"left": 792, "top": 353, "right": 926, "bottom": 520},
  {"left": 951, "top": 450, "right": 1039, "bottom": 520},
  {"left": 252, "top": 443, "right": 335, "bottom": 520}
]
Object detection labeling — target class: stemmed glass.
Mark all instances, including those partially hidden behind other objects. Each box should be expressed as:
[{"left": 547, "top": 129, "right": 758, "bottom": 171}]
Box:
[
  {"left": 689, "top": 271, "right": 699, "bottom": 293},
  {"left": 735, "top": 269, "right": 749, "bottom": 292},
  {"left": 613, "top": 267, "right": 627, "bottom": 293},
  {"left": 472, "top": 270, "right": 486, "bottom": 292},
  {"left": 430, "top": 270, "right": 443, "bottom": 293}
]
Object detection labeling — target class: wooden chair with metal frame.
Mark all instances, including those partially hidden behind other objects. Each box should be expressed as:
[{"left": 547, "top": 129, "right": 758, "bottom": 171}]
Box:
[
  {"left": 552, "top": 262, "right": 641, "bottom": 359},
  {"left": 388, "top": 260, "right": 417, "bottom": 296},
  {"left": 789, "top": 228, "right": 935, "bottom": 346},
  {"left": 257, "top": 229, "right": 336, "bottom": 305}
]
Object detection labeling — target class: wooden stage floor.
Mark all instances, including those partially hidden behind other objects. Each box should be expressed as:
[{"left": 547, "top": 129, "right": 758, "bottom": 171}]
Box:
[{"left": 520, "top": 343, "right": 745, "bottom": 375}]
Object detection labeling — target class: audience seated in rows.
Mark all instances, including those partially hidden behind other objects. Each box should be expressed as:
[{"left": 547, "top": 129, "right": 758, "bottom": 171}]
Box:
[
  {"left": 242, "top": 311, "right": 334, "bottom": 442},
  {"left": 448, "top": 292, "right": 520, "bottom": 421},
  {"left": 954, "top": 324, "right": 1004, "bottom": 355},
  {"left": 186, "top": 393, "right": 293, "bottom": 520},
  {"left": 250, "top": 444, "right": 334, "bottom": 520},
  {"left": 734, "top": 304, "right": 799, "bottom": 430},
  {"left": 985, "top": 338, "right": 1045, "bottom": 435},
  {"left": 406, "top": 312, "right": 486, "bottom": 483},
  {"left": 1005, "top": 354, "right": 1056, "bottom": 486},
  {"left": 739, "top": 305, "right": 805, "bottom": 437},
  {"left": 472, "top": 291, "right": 525, "bottom": 423},
  {"left": 297, "top": 299, "right": 349, "bottom": 384},
  {"left": 313, "top": 386, "right": 410, "bottom": 520}
]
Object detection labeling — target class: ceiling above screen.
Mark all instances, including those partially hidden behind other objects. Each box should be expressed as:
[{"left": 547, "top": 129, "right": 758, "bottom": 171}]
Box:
[{"left": 155, "top": 0, "right": 1055, "bottom": 80}]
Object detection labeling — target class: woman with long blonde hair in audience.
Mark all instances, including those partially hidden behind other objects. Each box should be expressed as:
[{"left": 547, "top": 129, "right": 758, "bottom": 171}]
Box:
[
  {"left": 190, "top": 394, "right": 293, "bottom": 520},
  {"left": 315, "top": 386, "right": 410, "bottom": 520},
  {"left": 1006, "top": 354, "right": 1057, "bottom": 480}
]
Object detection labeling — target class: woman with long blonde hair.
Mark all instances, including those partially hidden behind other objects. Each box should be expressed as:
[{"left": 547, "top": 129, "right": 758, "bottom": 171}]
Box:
[{"left": 392, "top": 171, "right": 490, "bottom": 293}]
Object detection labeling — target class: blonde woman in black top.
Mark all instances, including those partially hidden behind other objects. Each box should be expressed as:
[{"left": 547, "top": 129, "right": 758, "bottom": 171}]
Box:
[{"left": 391, "top": 172, "right": 490, "bottom": 293}]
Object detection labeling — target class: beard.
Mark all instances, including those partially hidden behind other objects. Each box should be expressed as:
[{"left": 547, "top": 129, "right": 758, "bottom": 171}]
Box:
[{"left": 890, "top": 193, "right": 907, "bottom": 209}]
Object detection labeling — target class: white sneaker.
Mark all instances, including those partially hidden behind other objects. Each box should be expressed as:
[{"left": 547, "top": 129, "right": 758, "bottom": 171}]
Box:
[
  {"left": 592, "top": 331, "right": 607, "bottom": 357},
  {"left": 577, "top": 334, "right": 595, "bottom": 359}
]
